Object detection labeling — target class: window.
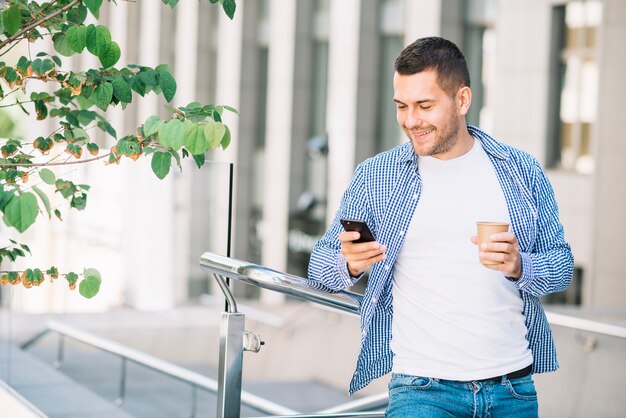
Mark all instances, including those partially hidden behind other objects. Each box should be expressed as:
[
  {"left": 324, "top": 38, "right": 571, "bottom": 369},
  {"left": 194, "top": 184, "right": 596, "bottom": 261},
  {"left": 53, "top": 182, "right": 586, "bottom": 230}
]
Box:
[
  {"left": 547, "top": 1, "right": 602, "bottom": 174},
  {"left": 376, "top": 0, "right": 403, "bottom": 153},
  {"left": 286, "top": 0, "right": 330, "bottom": 277}
]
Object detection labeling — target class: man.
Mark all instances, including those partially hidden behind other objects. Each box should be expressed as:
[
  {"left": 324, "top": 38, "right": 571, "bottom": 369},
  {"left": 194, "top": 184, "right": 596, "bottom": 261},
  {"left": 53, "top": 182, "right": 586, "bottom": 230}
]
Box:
[{"left": 307, "top": 37, "right": 573, "bottom": 417}]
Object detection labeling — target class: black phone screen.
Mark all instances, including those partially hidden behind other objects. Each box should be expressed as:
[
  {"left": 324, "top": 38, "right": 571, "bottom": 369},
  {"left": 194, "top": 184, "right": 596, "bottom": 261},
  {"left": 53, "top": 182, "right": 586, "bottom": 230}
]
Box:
[{"left": 340, "top": 219, "right": 376, "bottom": 243}]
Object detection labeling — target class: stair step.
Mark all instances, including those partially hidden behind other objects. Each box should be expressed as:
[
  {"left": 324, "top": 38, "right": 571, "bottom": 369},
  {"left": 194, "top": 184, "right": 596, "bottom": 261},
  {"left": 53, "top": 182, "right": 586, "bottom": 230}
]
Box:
[{"left": 0, "top": 339, "right": 133, "bottom": 418}]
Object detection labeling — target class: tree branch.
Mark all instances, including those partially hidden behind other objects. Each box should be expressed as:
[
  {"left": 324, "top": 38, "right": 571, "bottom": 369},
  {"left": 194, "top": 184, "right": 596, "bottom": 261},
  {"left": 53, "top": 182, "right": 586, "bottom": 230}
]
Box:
[
  {"left": 0, "top": 152, "right": 111, "bottom": 167},
  {"left": 0, "top": 0, "right": 82, "bottom": 50}
]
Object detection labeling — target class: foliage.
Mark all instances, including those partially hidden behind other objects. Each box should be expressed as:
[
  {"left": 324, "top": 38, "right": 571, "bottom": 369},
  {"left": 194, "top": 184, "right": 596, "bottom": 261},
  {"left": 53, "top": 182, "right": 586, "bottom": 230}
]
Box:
[{"left": 0, "top": 0, "right": 237, "bottom": 298}]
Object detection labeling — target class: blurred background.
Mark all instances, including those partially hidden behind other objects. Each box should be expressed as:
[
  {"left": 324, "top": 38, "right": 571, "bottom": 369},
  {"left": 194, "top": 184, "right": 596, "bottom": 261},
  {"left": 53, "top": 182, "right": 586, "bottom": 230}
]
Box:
[{"left": 0, "top": 0, "right": 624, "bottom": 417}]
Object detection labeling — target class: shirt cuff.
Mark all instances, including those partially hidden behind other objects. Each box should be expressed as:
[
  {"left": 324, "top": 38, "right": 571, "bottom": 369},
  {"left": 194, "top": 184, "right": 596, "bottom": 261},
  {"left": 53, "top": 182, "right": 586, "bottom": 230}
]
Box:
[
  {"left": 337, "top": 253, "right": 363, "bottom": 287},
  {"left": 507, "top": 252, "right": 534, "bottom": 289}
]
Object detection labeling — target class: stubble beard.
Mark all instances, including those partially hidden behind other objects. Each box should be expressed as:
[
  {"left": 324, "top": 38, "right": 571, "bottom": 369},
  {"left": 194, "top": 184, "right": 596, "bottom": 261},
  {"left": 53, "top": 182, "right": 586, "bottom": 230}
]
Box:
[{"left": 427, "top": 112, "right": 460, "bottom": 157}]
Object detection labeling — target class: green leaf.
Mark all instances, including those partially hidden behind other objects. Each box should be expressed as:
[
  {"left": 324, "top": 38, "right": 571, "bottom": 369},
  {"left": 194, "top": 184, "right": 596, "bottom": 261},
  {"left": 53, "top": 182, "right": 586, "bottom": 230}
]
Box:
[
  {"left": 221, "top": 125, "right": 231, "bottom": 149},
  {"left": 99, "top": 41, "right": 120, "bottom": 68},
  {"left": 0, "top": 187, "right": 14, "bottom": 210},
  {"left": 79, "top": 275, "right": 101, "bottom": 298},
  {"left": 53, "top": 34, "right": 75, "bottom": 57},
  {"left": 151, "top": 152, "right": 171, "bottom": 180},
  {"left": 84, "top": 0, "right": 103, "bottom": 19},
  {"left": 77, "top": 109, "right": 97, "bottom": 125},
  {"left": 55, "top": 179, "right": 76, "bottom": 198},
  {"left": 143, "top": 116, "right": 164, "bottom": 137},
  {"left": 32, "top": 186, "right": 51, "bottom": 218},
  {"left": 3, "top": 6, "right": 22, "bottom": 36},
  {"left": 223, "top": 105, "right": 239, "bottom": 115},
  {"left": 72, "top": 127, "right": 90, "bottom": 142},
  {"left": 31, "top": 58, "right": 43, "bottom": 74},
  {"left": 138, "top": 70, "right": 158, "bottom": 87},
  {"left": 157, "top": 119, "right": 184, "bottom": 149},
  {"left": 66, "top": 25, "right": 87, "bottom": 53},
  {"left": 71, "top": 193, "right": 87, "bottom": 210},
  {"left": 3, "top": 193, "right": 39, "bottom": 233},
  {"left": 169, "top": 149, "right": 181, "bottom": 169},
  {"left": 34, "top": 100, "right": 48, "bottom": 120},
  {"left": 47, "top": 266, "right": 59, "bottom": 279},
  {"left": 204, "top": 119, "right": 227, "bottom": 149},
  {"left": 86, "top": 25, "right": 112, "bottom": 57},
  {"left": 67, "top": 5, "right": 88, "bottom": 24},
  {"left": 97, "top": 120, "right": 117, "bottom": 138},
  {"left": 222, "top": 0, "right": 236, "bottom": 20},
  {"left": 111, "top": 77, "right": 132, "bottom": 103},
  {"left": 93, "top": 81, "right": 113, "bottom": 111},
  {"left": 66, "top": 271, "right": 78, "bottom": 286},
  {"left": 39, "top": 168, "right": 56, "bottom": 185},
  {"left": 86, "top": 143, "right": 99, "bottom": 156},
  {"left": 184, "top": 123, "right": 209, "bottom": 155},
  {"left": 192, "top": 153, "right": 205, "bottom": 168},
  {"left": 158, "top": 71, "right": 176, "bottom": 102}
]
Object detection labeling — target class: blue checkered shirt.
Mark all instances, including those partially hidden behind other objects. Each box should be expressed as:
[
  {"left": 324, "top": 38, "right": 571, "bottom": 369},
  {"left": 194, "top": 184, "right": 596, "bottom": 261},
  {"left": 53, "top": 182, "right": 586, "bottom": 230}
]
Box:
[{"left": 307, "top": 126, "right": 574, "bottom": 394}]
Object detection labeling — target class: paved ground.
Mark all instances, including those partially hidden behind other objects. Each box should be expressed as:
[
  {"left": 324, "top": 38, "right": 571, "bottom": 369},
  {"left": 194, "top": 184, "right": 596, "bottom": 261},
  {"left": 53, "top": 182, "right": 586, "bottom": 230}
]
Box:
[{"left": 0, "top": 304, "right": 359, "bottom": 417}]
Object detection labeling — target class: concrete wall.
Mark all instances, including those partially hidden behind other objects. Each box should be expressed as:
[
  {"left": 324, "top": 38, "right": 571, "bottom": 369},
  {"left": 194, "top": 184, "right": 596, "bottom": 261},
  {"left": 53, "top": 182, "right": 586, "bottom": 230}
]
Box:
[{"left": 589, "top": 0, "right": 626, "bottom": 306}]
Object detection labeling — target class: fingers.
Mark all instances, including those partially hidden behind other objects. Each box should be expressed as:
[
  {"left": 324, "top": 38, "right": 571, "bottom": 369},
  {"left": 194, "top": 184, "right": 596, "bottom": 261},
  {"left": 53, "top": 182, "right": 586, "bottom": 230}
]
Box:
[
  {"left": 339, "top": 231, "right": 386, "bottom": 277},
  {"left": 476, "top": 232, "right": 522, "bottom": 278}
]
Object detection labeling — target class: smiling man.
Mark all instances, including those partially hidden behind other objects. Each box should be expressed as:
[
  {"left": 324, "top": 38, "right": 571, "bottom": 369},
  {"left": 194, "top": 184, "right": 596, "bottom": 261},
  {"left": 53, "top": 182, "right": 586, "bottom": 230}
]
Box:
[{"left": 308, "top": 37, "right": 573, "bottom": 417}]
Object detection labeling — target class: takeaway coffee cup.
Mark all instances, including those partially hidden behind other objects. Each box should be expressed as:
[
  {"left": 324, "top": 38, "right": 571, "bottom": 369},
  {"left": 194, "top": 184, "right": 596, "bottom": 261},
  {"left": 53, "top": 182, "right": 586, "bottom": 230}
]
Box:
[{"left": 476, "top": 222, "right": 510, "bottom": 265}]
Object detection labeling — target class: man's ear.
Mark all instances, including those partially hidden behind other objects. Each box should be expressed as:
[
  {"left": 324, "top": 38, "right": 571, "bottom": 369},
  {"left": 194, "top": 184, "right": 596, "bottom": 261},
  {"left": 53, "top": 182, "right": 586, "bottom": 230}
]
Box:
[{"left": 457, "top": 86, "right": 472, "bottom": 116}]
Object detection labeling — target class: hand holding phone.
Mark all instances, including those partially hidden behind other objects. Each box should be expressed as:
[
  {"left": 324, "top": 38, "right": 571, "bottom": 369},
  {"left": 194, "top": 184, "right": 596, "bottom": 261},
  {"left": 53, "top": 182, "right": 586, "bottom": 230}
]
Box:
[
  {"left": 339, "top": 219, "right": 385, "bottom": 277},
  {"left": 340, "top": 219, "right": 376, "bottom": 243}
]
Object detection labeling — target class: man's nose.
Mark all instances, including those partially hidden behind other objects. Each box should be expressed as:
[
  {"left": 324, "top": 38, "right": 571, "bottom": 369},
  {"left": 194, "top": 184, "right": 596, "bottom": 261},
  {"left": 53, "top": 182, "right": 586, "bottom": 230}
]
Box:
[{"left": 404, "top": 109, "right": 423, "bottom": 128}]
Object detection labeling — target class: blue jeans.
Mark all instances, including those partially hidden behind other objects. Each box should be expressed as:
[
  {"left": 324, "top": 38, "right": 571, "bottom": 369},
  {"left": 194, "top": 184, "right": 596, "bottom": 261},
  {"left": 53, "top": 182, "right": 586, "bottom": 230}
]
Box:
[{"left": 386, "top": 373, "right": 538, "bottom": 417}]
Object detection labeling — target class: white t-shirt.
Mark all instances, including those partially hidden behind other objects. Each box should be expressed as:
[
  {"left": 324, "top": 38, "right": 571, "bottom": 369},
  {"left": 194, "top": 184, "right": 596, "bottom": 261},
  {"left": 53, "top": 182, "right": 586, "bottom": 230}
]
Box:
[{"left": 391, "top": 139, "right": 533, "bottom": 380}]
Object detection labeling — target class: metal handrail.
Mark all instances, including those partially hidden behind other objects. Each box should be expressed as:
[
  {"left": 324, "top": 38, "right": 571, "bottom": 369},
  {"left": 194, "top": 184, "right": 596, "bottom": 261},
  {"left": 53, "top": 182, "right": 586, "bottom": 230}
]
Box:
[
  {"left": 200, "top": 252, "right": 362, "bottom": 315},
  {"left": 545, "top": 311, "right": 626, "bottom": 339},
  {"left": 20, "top": 320, "right": 298, "bottom": 417},
  {"left": 200, "top": 252, "right": 626, "bottom": 340}
]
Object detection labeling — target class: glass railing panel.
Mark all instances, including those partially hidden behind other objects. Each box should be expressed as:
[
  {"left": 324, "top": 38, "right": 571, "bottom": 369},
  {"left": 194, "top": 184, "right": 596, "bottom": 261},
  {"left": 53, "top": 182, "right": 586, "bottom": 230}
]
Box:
[
  {"left": 0, "top": 160, "right": 235, "bottom": 417},
  {"left": 535, "top": 308, "right": 626, "bottom": 418}
]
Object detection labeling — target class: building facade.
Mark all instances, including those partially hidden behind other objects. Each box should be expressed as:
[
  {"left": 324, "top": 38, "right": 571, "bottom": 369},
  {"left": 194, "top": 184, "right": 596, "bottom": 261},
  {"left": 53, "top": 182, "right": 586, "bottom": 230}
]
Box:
[{"left": 6, "top": 0, "right": 625, "bottom": 311}]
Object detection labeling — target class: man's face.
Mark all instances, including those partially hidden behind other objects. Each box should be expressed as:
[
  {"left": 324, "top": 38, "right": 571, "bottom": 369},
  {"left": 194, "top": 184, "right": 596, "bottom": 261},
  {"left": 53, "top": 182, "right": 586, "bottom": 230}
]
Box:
[{"left": 393, "top": 70, "right": 464, "bottom": 160}]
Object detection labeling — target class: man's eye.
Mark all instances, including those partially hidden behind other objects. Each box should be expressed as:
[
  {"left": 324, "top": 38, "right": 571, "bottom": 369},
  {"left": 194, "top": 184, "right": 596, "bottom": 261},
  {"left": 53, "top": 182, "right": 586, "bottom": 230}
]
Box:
[
  {"left": 396, "top": 105, "right": 406, "bottom": 110},
  {"left": 420, "top": 105, "right": 432, "bottom": 110}
]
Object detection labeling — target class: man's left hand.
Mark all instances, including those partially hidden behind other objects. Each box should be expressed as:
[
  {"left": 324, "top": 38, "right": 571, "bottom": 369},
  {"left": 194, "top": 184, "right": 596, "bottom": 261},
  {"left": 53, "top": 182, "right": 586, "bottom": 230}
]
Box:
[{"left": 470, "top": 232, "right": 522, "bottom": 279}]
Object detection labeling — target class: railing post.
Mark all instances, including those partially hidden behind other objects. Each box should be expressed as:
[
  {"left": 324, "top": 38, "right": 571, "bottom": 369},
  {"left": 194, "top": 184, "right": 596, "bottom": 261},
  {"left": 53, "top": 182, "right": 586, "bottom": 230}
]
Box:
[
  {"left": 115, "top": 357, "right": 127, "bottom": 406},
  {"left": 190, "top": 385, "right": 198, "bottom": 418},
  {"left": 217, "top": 311, "right": 246, "bottom": 418},
  {"left": 53, "top": 334, "right": 64, "bottom": 368}
]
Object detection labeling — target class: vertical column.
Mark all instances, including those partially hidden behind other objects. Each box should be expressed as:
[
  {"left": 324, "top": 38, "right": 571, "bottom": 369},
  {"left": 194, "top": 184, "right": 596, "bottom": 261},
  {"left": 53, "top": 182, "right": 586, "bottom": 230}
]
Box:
[
  {"left": 172, "top": 1, "right": 199, "bottom": 304},
  {"left": 325, "top": 0, "right": 362, "bottom": 226},
  {"left": 124, "top": 3, "right": 176, "bottom": 309},
  {"left": 212, "top": 3, "right": 244, "bottom": 260},
  {"left": 590, "top": 0, "right": 626, "bottom": 306},
  {"left": 260, "top": 0, "right": 297, "bottom": 303},
  {"left": 404, "top": 0, "right": 441, "bottom": 43}
]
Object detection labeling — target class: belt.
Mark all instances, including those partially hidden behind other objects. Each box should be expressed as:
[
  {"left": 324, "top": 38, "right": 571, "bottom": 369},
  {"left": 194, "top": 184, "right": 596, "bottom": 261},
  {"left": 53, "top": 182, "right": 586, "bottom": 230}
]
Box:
[{"left": 468, "top": 364, "right": 533, "bottom": 383}]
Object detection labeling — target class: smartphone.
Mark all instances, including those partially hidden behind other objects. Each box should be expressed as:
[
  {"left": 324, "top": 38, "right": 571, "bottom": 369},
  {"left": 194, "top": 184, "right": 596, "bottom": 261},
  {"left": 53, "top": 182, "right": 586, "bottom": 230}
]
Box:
[{"left": 340, "top": 219, "right": 376, "bottom": 243}]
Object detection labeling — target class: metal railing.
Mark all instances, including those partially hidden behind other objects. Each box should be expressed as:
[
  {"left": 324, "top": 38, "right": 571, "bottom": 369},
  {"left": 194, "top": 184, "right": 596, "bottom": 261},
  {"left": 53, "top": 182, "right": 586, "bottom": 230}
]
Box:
[
  {"left": 200, "top": 252, "right": 387, "bottom": 418},
  {"left": 20, "top": 320, "right": 298, "bottom": 417},
  {"left": 200, "top": 251, "right": 626, "bottom": 418}
]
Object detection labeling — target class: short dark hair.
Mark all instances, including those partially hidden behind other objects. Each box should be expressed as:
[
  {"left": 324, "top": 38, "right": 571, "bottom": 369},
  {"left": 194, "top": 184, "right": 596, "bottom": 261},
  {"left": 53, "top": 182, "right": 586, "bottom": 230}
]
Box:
[{"left": 394, "top": 36, "right": 471, "bottom": 97}]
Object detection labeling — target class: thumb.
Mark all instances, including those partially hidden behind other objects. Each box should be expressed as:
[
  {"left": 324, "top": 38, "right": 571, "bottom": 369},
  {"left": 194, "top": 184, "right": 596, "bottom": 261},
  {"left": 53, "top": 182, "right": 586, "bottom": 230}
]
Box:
[{"left": 470, "top": 235, "right": 478, "bottom": 245}]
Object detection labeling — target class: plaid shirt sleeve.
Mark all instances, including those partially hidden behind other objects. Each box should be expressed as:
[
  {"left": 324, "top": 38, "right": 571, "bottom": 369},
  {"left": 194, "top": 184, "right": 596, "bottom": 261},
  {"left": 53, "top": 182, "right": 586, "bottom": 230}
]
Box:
[
  {"left": 307, "top": 164, "right": 373, "bottom": 292},
  {"left": 511, "top": 160, "right": 574, "bottom": 297}
]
